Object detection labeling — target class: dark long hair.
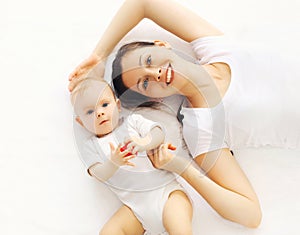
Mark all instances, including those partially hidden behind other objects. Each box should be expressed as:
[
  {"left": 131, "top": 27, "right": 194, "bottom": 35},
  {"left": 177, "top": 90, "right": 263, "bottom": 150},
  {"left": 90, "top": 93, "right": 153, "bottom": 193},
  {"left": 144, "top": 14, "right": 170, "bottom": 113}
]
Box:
[{"left": 112, "top": 41, "right": 156, "bottom": 109}]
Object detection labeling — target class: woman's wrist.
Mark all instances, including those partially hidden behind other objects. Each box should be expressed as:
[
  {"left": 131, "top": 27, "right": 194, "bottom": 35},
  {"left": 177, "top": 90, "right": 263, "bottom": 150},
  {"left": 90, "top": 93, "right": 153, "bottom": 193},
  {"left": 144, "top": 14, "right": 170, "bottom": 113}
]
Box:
[
  {"left": 89, "top": 51, "right": 104, "bottom": 63},
  {"left": 163, "top": 156, "right": 193, "bottom": 175}
]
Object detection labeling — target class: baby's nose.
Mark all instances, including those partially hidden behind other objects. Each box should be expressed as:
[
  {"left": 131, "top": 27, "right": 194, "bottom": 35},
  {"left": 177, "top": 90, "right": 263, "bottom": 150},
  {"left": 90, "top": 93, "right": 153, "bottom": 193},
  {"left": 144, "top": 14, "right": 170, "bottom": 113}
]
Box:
[{"left": 97, "top": 111, "right": 104, "bottom": 117}]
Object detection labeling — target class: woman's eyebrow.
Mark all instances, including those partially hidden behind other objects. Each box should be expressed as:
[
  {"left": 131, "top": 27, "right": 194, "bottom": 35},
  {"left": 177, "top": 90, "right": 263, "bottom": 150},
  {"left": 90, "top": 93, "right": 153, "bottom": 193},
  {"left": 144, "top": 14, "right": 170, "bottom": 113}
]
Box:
[{"left": 139, "top": 55, "right": 142, "bottom": 66}]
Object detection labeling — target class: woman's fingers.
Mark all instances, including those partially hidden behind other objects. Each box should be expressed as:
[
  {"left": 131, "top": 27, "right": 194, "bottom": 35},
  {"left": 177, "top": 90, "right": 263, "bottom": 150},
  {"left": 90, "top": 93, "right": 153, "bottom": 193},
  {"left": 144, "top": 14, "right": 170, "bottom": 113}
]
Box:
[
  {"left": 68, "top": 72, "right": 75, "bottom": 81},
  {"left": 149, "top": 147, "right": 160, "bottom": 168},
  {"left": 68, "top": 66, "right": 85, "bottom": 81},
  {"left": 68, "top": 66, "right": 81, "bottom": 81},
  {"left": 167, "top": 143, "right": 177, "bottom": 151},
  {"left": 68, "top": 54, "right": 103, "bottom": 91},
  {"left": 148, "top": 143, "right": 175, "bottom": 170},
  {"left": 68, "top": 74, "right": 86, "bottom": 91}
]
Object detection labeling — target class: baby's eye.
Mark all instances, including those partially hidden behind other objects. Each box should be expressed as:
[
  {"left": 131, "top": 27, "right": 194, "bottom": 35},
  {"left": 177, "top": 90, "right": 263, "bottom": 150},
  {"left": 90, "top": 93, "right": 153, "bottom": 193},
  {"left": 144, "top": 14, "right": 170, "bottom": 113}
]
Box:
[
  {"left": 86, "top": 109, "right": 94, "bottom": 115},
  {"left": 143, "top": 78, "right": 149, "bottom": 90},
  {"left": 102, "top": 102, "right": 109, "bottom": 107},
  {"left": 146, "top": 55, "right": 152, "bottom": 65}
]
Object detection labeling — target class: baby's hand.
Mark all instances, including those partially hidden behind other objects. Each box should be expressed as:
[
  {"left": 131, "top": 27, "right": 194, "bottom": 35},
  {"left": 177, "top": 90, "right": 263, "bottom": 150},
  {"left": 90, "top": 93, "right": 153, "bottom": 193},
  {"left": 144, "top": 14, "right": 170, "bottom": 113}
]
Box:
[
  {"left": 120, "top": 142, "right": 133, "bottom": 157},
  {"left": 109, "top": 142, "right": 135, "bottom": 167}
]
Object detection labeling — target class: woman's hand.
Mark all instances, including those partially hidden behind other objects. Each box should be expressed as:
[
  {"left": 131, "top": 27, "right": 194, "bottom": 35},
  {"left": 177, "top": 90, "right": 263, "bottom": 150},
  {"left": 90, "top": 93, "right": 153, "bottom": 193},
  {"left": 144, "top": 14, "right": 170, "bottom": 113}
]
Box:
[
  {"left": 147, "top": 143, "right": 191, "bottom": 174},
  {"left": 147, "top": 143, "right": 176, "bottom": 171},
  {"left": 109, "top": 142, "right": 136, "bottom": 167},
  {"left": 68, "top": 53, "right": 105, "bottom": 91}
]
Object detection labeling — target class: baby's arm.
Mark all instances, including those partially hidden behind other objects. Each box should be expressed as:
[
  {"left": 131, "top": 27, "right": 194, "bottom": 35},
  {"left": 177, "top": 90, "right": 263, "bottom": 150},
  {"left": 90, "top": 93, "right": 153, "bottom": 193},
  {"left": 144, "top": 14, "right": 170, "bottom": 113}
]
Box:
[
  {"left": 126, "top": 126, "right": 165, "bottom": 154},
  {"left": 89, "top": 142, "right": 135, "bottom": 182}
]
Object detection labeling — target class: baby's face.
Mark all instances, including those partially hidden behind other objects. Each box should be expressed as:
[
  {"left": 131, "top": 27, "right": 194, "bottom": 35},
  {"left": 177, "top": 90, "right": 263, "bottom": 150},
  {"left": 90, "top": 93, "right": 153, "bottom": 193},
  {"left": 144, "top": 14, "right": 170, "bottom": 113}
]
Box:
[{"left": 75, "top": 81, "right": 120, "bottom": 137}]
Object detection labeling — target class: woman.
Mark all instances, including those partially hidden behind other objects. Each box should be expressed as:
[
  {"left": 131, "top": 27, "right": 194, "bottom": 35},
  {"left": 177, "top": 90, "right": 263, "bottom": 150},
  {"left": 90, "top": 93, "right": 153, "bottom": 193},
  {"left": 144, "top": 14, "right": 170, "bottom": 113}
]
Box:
[{"left": 69, "top": 0, "right": 267, "bottom": 229}]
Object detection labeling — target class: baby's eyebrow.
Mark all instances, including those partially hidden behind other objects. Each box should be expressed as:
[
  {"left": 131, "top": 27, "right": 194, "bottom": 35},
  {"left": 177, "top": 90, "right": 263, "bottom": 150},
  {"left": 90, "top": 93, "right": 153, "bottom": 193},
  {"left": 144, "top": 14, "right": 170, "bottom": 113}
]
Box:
[
  {"left": 99, "top": 98, "right": 111, "bottom": 103},
  {"left": 84, "top": 105, "right": 95, "bottom": 110}
]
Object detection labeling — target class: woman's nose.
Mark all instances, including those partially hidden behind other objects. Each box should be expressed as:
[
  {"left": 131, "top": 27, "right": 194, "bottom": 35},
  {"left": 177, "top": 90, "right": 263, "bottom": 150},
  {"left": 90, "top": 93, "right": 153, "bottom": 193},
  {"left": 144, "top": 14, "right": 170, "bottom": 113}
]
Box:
[
  {"left": 154, "top": 68, "right": 162, "bottom": 82},
  {"left": 148, "top": 67, "right": 162, "bottom": 82}
]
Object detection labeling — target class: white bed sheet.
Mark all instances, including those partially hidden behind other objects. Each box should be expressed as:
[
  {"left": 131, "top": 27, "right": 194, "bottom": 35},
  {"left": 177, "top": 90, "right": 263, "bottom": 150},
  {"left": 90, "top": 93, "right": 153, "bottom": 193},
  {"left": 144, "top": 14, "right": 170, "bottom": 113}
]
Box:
[{"left": 0, "top": 0, "right": 299, "bottom": 234}]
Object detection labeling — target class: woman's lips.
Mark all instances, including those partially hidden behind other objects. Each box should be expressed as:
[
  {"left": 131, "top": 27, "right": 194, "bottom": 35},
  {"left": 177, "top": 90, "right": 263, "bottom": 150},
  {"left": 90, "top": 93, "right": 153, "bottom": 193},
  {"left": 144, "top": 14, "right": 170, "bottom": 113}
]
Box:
[{"left": 166, "top": 63, "right": 174, "bottom": 85}]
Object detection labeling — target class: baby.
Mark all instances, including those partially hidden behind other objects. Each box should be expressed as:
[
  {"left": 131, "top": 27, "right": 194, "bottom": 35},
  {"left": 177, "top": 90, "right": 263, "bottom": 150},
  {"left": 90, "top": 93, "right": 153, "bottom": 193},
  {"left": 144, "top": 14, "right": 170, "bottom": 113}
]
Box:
[{"left": 70, "top": 78, "right": 193, "bottom": 235}]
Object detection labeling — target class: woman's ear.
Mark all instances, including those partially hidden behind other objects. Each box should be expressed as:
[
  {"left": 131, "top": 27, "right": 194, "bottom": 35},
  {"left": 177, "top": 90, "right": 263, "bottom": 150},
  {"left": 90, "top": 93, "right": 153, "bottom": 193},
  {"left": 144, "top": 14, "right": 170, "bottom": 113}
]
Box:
[
  {"left": 75, "top": 116, "right": 84, "bottom": 127},
  {"left": 153, "top": 40, "right": 171, "bottom": 49}
]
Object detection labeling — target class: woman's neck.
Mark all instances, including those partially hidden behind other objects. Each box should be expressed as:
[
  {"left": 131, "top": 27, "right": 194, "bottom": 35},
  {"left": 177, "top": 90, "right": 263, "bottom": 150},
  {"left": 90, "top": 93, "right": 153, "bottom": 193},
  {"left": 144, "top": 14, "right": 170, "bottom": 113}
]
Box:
[{"left": 179, "top": 72, "right": 222, "bottom": 108}]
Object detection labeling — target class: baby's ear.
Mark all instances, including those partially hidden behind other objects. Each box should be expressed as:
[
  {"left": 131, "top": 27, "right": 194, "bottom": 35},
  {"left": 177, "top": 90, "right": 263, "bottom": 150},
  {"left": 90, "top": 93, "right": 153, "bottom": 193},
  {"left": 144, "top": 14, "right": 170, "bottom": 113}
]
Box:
[
  {"left": 75, "top": 116, "right": 84, "bottom": 127},
  {"left": 153, "top": 40, "right": 171, "bottom": 49},
  {"left": 116, "top": 99, "right": 121, "bottom": 112}
]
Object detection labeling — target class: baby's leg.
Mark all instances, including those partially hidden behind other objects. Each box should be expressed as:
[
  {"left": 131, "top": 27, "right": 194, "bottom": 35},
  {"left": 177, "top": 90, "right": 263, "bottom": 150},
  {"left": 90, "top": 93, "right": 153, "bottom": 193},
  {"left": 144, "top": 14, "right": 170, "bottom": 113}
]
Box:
[
  {"left": 163, "top": 190, "right": 193, "bottom": 235},
  {"left": 100, "top": 205, "right": 144, "bottom": 235}
]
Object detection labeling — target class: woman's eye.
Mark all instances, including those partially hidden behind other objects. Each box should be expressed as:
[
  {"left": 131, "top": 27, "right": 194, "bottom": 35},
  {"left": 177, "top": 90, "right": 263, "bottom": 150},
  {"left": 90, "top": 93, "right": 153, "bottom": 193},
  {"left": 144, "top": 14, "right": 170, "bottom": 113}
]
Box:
[
  {"left": 102, "top": 102, "right": 109, "bottom": 107},
  {"left": 86, "top": 109, "right": 94, "bottom": 115},
  {"left": 146, "top": 55, "right": 152, "bottom": 65},
  {"left": 143, "top": 78, "right": 149, "bottom": 90}
]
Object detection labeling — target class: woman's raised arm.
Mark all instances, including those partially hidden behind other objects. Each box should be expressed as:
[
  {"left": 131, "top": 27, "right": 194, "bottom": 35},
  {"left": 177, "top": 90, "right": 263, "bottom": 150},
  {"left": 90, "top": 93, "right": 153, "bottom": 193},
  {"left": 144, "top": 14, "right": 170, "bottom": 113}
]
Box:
[
  {"left": 94, "top": 0, "right": 222, "bottom": 59},
  {"left": 68, "top": 0, "right": 222, "bottom": 89}
]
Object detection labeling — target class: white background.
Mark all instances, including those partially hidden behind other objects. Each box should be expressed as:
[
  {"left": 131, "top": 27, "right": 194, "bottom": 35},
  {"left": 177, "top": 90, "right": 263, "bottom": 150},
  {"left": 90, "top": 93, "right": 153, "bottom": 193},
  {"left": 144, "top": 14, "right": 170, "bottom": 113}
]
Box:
[{"left": 0, "top": 0, "right": 299, "bottom": 234}]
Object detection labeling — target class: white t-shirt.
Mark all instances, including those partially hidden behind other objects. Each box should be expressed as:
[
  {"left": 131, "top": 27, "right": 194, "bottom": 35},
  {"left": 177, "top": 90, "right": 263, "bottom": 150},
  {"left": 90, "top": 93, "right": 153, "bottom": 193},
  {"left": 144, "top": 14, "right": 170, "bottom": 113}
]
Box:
[
  {"left": 78, "top": 113, "right": 176, "bottom": 192},
  {"left": 75, "top": 109, "right": 190, "bottom": 234},
  {"left": 180, "top": 36, "right": 300, "bottom": 157}
]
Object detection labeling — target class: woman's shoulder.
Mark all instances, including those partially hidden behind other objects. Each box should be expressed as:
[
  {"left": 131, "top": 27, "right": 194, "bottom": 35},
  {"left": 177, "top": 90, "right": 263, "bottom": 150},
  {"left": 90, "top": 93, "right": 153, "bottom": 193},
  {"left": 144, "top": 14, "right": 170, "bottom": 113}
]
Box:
[
  {"left": 203, "top": 62, "right": 231, "bottom": 82},
  {"left": 191, "top": 35, "right": 251, "bottom": 64}
]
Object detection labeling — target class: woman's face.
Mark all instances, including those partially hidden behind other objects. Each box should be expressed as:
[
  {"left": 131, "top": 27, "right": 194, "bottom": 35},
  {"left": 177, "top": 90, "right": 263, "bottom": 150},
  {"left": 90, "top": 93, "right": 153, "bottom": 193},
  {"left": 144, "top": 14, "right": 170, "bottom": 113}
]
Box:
[{"left": 121, "top": 45, "right": 185, "bottom": 98}]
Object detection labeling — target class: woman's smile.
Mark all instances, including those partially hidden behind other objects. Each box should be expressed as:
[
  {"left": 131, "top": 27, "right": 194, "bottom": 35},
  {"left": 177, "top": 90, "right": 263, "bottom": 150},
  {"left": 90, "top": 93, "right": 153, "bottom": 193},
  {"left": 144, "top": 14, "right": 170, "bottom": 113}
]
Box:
[{"left": 166, "top": 63, "right": 174, "bottom": 85}]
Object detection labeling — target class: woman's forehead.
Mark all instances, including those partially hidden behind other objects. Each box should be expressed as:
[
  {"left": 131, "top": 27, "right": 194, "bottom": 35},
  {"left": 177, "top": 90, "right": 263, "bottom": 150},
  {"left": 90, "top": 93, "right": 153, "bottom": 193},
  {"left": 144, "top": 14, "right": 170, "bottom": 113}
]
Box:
[{"left": 121, "top": 46, "right": 161, "bottom": 69}]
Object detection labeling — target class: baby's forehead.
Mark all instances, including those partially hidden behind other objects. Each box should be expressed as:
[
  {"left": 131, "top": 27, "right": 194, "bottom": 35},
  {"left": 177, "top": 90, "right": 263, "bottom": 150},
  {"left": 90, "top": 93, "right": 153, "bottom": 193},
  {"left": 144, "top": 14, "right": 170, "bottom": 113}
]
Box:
[
  {"left": 82, "top": 80, "right": 113, "bottom": 96},
  {"left": 73, "top": 80, "right": 114, "bottom": 109},
  {"left": 87, "top": 79, "right": 108, "bottom": 90}
]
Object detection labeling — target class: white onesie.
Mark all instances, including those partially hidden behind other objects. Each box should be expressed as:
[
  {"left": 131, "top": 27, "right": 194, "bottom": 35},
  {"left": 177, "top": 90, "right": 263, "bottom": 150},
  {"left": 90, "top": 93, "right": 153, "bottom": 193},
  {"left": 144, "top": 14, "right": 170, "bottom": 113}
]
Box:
[
  {"left": 78, "top": 113, "right": 186, "bottom": 234},
  {"left": 180, "top": 36, "right": 300, "bottom": 157}
]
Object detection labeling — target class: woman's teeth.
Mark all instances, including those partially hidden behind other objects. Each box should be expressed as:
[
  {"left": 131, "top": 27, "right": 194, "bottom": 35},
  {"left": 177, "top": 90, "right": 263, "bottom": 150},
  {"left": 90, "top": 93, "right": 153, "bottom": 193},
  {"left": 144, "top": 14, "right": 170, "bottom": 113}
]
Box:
[
  {"left": 167, "top": 68, "right": 171, "bottom": 82},
  {"left": 166, "top": 65, "right": 172, "bottom": 84}
]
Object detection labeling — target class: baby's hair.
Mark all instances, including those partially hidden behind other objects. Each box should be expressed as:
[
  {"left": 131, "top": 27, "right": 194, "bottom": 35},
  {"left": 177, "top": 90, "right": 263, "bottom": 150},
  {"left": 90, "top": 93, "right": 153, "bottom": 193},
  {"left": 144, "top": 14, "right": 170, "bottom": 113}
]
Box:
[
  {"left": 70, "top": 77, "right": 116, "bottom": 107},
  {"left": 112, "top": 41, "right": 155, "bottom": 109}
]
